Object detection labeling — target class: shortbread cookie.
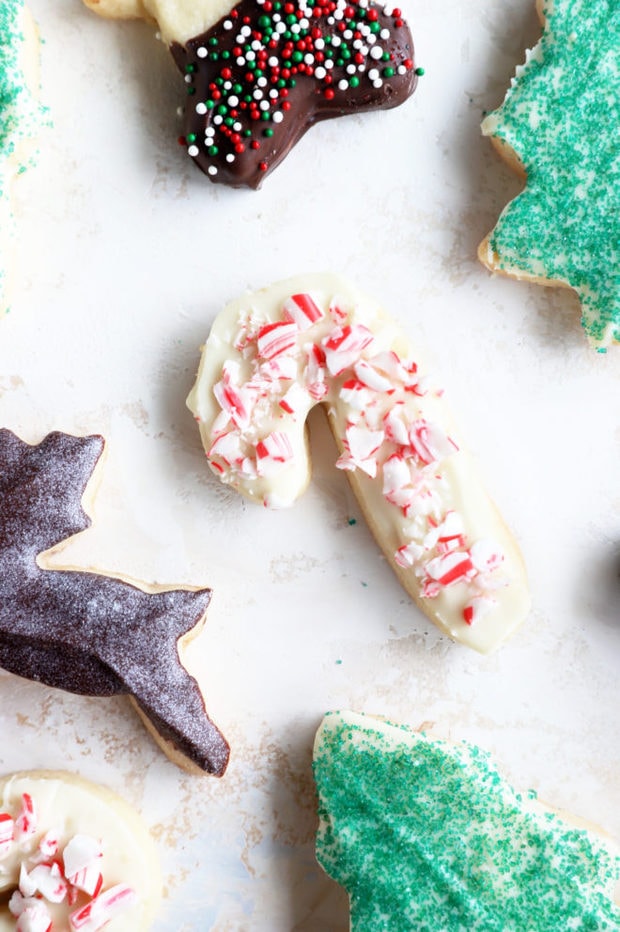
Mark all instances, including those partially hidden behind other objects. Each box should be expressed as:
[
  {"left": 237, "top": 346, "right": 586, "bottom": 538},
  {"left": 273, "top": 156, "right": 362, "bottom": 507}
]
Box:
[
  {"left": 0, "top": 3, "right": 45, "bottom": 314},
  {"left": 313, "top": 711, "right": 620, "bottom": 931},
  {"left": 81, "top": 0, "right": 419, "bottom": 188},
  {"left": 0, "top": 770, "right": 160, "bottom": 931},
  {"left": 479, "top": 0, "right": 619, "bottom": 351},
  {"left": 0, "top": 429, "right": 229, "bottom": 777},
  {"left": 186, "top": 274, "right": 530, "bottom": 653}
]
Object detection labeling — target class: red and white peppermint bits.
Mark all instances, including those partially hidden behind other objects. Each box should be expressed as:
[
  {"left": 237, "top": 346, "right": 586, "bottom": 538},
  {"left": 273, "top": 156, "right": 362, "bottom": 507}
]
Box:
[
  {"left": 0, "top": 790, "right": 136, "bottom": 932},
  {"left": 283, "top": 293, "right": 325, "bottom": 329},
  {"left": 203, "top": 288, "right": 506, "bottom": 625},
  {"left": 70, "top": 884, "right": 136, "bottom": 932}
]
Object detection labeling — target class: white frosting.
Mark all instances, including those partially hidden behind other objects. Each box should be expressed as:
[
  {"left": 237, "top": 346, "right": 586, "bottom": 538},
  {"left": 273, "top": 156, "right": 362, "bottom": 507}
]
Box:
[
  {"left": 187, "top": 274, "right": 531, "bottom": 653},
  {"left": 0, "top": 772, "right": 161, "bottom": 931}
]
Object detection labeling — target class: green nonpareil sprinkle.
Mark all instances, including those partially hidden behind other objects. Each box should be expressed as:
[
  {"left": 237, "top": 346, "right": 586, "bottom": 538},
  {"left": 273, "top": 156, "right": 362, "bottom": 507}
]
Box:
[{"left": 314, "top": 711, "right": 620, "bottom": 931}]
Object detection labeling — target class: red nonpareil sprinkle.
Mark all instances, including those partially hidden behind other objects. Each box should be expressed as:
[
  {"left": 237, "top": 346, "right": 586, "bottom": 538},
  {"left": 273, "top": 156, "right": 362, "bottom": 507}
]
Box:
[{"left": 324, "top": 87, "right": 335, "bottom": 99}]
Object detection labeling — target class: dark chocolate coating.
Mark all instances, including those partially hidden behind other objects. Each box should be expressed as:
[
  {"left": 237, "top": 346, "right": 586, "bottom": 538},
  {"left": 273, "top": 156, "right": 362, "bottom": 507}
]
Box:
[
  {"left": 0, "top": 430, "right": 229, "bottom": 777},
  {"left": 172, "top": 0, "right": 417, "bottom": 188}
]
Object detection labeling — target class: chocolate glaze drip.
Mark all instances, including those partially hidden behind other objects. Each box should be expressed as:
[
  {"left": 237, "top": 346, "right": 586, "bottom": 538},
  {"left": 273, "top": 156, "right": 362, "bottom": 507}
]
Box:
[
  {"left": 0, "top": 430, "right": 229, "bottom": 777},
  {"left": 171, "top": 0, "right": 417, "bottom": 188}
]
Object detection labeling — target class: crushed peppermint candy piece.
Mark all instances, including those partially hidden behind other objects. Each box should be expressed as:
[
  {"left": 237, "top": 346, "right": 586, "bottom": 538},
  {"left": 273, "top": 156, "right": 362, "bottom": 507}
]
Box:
[
  {"left": 70, "top": 883, "right": 137, "bottom": 932},
  {"left": 64, "top": 834, "right": 103, "bottom": 894},
  {"left": 323, "top": 324, "right": 375, "bottom": 376},
  {"left": 12, "top": 896, "right": 52, "bottom": 932},
  {"left": 282, "top": 293, "right": 325, "bottom": 329},
  {"left": 14, "top": 794, "right": 36, "bottom": 841},
  {"left": 256, "top": 320, "right": 298, "bottom": 359},
  {"left": 0, "top": 811, "right": 14, "bottom": 856},
  {"left": 36, "top": 829, "right": 60, "bottom": 863}
]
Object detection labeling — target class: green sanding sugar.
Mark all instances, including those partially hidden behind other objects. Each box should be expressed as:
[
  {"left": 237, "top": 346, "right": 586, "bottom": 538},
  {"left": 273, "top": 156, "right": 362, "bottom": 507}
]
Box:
[
  {"left": 1, "top": 0, "right": 27, "bottom": 161},
  {"left": 482, "top": 0, "right": 619, "bottom": 350},
  {"left": 313, "top": 711, "right": 620, "bottom": 931}
]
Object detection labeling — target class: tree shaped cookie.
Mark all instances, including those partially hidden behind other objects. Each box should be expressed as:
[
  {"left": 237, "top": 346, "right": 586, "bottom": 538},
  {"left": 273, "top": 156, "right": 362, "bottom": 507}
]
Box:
[
  {"left": 0, "top": 2, "right": 46, "bottom": 313},
  {"left": 313, "top": 711, "right": 620, "bottom": 931},
  {"left": 0, "top": 430, "right": 229, "bottom": 777},
  {"left": 479, "top": 0, "right": 619, "bottom": 351},
  {"left": 81, "top": 0, "right": 419, "bottom": 188}
]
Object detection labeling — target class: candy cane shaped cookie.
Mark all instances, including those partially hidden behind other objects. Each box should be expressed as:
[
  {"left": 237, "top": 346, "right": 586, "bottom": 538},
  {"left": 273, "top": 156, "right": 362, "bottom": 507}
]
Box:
[
  {"left": 0, "top": 771, "right": 161, "bottom": 930},
  {"left": 187, "top": 275, "right": 530, "bottom": 653}
]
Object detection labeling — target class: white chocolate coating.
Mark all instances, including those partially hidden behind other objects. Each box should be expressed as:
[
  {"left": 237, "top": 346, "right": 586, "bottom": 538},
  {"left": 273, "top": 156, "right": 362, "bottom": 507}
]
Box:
[
  {"left": 187, "top": 274, "right": 531, "bottom": 653},
  {"left": 0, "top": 771, "right": 161, "bottom": 931}
]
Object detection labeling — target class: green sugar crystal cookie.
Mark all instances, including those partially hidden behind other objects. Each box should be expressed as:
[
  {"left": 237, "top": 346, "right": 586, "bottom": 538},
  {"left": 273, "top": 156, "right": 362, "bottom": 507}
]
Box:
[
  {"left": 479, "top": 0, "right": 619, "bottom": 352},
  {"left": 0, "top": 1, "right": 46, "bottom": 312},
  {"left": 313, "top": 711, "right": 620, "bottom": 930}
]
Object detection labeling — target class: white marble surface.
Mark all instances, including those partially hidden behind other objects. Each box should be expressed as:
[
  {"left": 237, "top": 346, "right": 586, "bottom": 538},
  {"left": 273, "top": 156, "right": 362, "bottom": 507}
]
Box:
[{"left": 0, "top": 0, "right": 618, "bottom": 928}]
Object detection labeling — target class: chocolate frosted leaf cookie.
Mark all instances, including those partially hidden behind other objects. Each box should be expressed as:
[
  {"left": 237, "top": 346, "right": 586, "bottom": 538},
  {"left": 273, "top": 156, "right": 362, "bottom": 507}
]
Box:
[
  {"left": 187, "top": 274, "right": 530, "bottom": 653},
  {"left": 81, "top": 0, "right": 419, "bottom": 188},
  {"left": 0, "top": 2, "right": 46, "bottom": 313},
  {"left": 313, "top": 711, "right": 620, "bottom": 931},
  {"left": 0, "top": 770, "right": 161, "bottom": 931},
  {"left": 0, "top": 430, "right": 229, "bottom": 777},
  {"left": 479, "top": 0, "right": 619, "bottom": 351}
]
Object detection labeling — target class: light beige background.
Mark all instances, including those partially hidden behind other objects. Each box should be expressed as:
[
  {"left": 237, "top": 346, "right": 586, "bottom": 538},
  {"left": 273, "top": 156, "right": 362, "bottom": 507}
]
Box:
[{"left": 0, "top": 0, "right": 618, "bottom": 928}]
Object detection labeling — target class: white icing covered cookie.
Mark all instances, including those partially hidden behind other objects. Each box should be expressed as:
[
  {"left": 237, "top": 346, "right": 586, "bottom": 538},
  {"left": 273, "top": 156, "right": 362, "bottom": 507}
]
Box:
[
  {"left": 187, "top": 274, "right": 530, "bottom": 653},
  {"left": 0, "top": 771, "right": 161, "bottom": 931}
]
